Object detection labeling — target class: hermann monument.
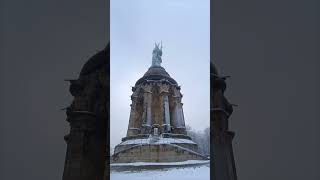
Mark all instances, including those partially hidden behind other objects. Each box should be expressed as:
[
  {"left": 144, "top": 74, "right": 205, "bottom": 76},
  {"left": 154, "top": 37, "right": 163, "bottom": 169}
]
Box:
[{"left": 112, "top": 43, "right": 209, "bottom": 163}]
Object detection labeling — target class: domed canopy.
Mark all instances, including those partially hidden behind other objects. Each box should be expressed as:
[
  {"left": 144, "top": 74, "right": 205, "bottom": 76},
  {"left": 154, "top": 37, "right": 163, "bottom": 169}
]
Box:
[
  {"left": 135, "top": 66, "right": 177, "bottom": 86},
  {"left": 135, "top": 43, "right": 177, "bottom": 86},
  {"left": 80, "top": 45, "right": 109, "bottom": 76},
  {"left": 211, "top": 62, "right": 219, "bottom": 75}
]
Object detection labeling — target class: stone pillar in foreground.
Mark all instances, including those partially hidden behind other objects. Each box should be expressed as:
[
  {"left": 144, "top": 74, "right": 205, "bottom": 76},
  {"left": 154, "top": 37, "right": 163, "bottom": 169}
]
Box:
[
  {"left": 211, "top": 63, "right": 237, "bottom": 180},
  {"left": 63, "top": 46, "right": 108, "bottom": 180}
]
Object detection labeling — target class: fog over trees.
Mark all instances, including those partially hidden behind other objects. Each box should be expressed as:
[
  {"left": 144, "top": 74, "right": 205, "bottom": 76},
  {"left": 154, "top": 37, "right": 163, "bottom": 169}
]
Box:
[{"left": 186, "top": 125, "right": 210, "bottom": 157}]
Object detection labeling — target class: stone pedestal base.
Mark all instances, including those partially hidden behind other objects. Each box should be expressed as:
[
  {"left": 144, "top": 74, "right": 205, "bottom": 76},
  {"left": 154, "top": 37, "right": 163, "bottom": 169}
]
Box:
[{"left": 112, "top": 138, "right": 209, "bottom": 163}]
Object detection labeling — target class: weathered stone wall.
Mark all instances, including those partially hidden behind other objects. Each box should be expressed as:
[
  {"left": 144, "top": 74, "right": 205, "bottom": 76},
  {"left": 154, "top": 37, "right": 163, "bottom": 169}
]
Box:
[
  {"left": 113, "top": 144, "right": 206, "bottom": 163},
  {"left": 114, "top": 142, "right": 198, "bottom": 154},
  {"left": 126, "top": 81, "right": 187, "bottom": 137}
]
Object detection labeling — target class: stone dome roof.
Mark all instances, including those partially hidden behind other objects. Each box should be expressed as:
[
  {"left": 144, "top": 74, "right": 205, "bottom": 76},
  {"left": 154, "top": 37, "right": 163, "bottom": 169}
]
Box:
[
  {"left": 211, "top": 62, "right": 219, "bottom": 75},
  {"left": 80, "top": 44, "right": 109, "bottom": 76},
  {"left": 135, "top": 66, "right": 177, "bottom": 86}
]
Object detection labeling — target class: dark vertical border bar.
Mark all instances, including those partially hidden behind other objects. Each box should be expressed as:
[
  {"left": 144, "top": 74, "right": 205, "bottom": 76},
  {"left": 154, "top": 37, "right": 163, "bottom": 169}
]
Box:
[
  {"left": 210, "top": 0, "right": 215, "bottom": 179},
  {"left": 105, "top": 1, "right": 111, "bottom": 180},
  {"left": 105, "top": 44, "right": 110, "bottom": 180}
]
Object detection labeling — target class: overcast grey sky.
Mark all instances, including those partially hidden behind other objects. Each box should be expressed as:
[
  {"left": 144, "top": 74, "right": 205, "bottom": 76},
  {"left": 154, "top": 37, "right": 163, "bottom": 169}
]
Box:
[{"left": 110, "top": 0, "right": 210, "bottom": 148}]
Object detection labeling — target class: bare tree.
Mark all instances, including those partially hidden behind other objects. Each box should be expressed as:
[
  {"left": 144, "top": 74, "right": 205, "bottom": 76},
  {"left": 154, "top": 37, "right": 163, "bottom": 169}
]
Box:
[{"left": 186, "top": 125, "right": 210, "bottom": 157}]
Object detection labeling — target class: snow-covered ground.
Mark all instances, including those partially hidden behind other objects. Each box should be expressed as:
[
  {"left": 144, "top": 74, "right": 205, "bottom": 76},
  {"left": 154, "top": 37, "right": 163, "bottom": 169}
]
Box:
[
  {"left": 110, "top": 165, "right": 210, "bottom": 180},
  {"left": 111, "top": 160, "right": 209, "bottom": 166}
]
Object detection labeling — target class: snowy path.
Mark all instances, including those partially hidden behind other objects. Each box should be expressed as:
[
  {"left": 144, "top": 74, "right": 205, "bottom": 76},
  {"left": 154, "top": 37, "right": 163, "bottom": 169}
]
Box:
[{"left": 110, "top": 165, "right": 210, "bottom": 180}]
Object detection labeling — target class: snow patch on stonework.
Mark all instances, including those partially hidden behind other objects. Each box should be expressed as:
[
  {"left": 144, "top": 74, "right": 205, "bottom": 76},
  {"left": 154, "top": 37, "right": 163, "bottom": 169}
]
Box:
[
  {"left": 119, "top": 137, "right": 196, "bottom": 145},
  {"left": 111, "top": 160, "right": 209, "bottom": 166}
]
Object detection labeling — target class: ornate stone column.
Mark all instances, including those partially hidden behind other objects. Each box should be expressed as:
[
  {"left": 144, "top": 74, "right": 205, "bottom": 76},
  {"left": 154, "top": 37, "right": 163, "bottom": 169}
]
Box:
[
  {"left": 171, "top": 97, "right": 182, "bottom": 134},
  {"left": 160, "top": 84, "right": 171, "bottom": 133},
  {"left": 163, "top": 95, "right": 171, "bottom": 133},
  {"left": 180, "top": 104, "right": 186, "bottom": 127},
  {"left": 176, "top": 100, "right": 187, "bottom": 134},
  {"left": 170, "top": 86, "right": 186, "bottom": 134},
  {"left": 141, "top": 85, "right": 152, "bottom": 134},
  {"left": 126, "top": 94, "right": 139, "bottom": 136}
]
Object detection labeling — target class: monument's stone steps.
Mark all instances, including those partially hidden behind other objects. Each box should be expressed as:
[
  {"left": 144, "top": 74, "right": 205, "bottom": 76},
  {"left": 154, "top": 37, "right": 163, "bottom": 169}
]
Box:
[{"left": 112, "top": 143, "right": 209, "bottom": 163}]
